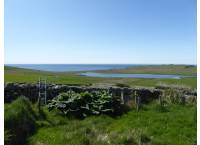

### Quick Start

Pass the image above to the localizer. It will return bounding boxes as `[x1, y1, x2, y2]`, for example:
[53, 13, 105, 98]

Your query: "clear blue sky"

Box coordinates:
[5, 0, 196, 64]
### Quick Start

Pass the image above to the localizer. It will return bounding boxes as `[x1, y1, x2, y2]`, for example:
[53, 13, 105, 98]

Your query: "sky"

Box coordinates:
[5, 0, 196, 64]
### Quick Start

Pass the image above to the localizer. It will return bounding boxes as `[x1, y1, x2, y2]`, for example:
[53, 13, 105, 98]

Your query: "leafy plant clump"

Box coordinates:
[48, 90, 123, 118]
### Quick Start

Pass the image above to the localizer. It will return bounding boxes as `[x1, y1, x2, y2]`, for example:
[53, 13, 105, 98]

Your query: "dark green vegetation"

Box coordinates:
[48, 90, 123, 118]
[4, 97, 36, 145]
[4, 65, 197, 88]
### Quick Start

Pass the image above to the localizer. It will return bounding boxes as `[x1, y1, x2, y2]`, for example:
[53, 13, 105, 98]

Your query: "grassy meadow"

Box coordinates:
[97, 65, 197, 76]
[5, 97, 197, 145]
[29, 104, 196, 145]
[4, 65, 197, 145]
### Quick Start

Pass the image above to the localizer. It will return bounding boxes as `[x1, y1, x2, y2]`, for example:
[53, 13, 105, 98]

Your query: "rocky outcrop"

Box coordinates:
[4, 83, 162, 104]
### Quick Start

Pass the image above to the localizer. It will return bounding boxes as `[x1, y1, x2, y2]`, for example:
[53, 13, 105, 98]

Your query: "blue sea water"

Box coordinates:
[6, 64, 142, 72]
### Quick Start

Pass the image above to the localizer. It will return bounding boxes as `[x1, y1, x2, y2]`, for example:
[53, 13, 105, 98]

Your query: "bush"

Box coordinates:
[48, 90, 123, 118]
[4, 96, 36, 145]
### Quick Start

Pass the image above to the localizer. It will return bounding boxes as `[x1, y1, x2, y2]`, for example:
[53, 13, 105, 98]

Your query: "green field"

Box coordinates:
[5, 97, 197, 145]
[4, 65, 197, 88]
[29, 104, 196, 145]
[97, 65, 197, 76]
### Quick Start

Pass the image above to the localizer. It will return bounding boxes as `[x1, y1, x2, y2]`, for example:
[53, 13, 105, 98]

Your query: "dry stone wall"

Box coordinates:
[5, 83, 162, 104]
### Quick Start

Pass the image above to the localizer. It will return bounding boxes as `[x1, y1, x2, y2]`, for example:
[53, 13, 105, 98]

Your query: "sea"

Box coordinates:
[6, 64, 145, 72]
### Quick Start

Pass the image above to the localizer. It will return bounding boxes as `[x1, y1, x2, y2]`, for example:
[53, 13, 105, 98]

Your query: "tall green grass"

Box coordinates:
[4, 96, 36, 145]
[28, 103, 196, 145]
[4, 90, 196, 145]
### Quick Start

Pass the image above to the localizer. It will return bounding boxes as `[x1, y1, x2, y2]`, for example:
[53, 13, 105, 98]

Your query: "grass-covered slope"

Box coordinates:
[4, 65, 197, 88]
[28, 104, 196, 145]
[97, 65, 197, 76]
[5, 96, 196, 145]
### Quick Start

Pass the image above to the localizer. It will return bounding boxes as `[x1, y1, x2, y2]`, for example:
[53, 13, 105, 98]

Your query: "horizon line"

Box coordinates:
[5, 63, 197, 65]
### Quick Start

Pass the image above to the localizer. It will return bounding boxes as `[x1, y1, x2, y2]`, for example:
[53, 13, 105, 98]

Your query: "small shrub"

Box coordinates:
[48, 90, 123, 118]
